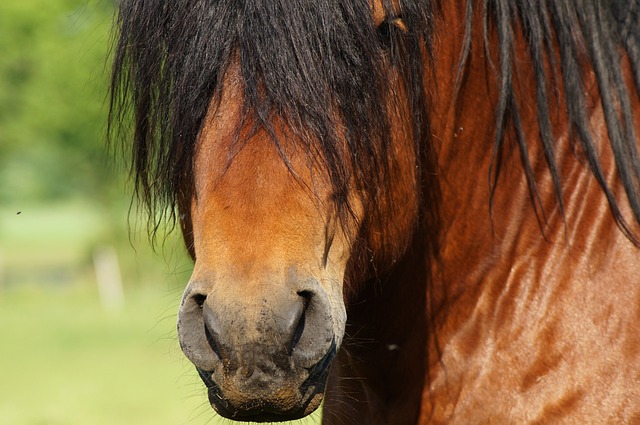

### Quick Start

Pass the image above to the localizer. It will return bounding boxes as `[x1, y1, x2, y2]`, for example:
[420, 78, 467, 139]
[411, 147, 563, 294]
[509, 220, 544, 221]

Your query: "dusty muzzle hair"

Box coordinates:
[177, 275, 342, 422]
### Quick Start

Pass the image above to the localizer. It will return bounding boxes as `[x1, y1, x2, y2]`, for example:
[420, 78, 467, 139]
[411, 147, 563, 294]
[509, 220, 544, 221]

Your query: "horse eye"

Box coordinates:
[377, 18, 407, 50]
[377, 20, 393, 49]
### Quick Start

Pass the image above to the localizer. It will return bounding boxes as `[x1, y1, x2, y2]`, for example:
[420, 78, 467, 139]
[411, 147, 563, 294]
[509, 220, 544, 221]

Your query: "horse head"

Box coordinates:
[167, 1, 426, 420]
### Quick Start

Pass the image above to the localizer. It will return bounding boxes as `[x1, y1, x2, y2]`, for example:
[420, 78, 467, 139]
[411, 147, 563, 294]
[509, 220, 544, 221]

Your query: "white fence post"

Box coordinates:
[0, 249, 4, 290]
[93, 245, 124, 312]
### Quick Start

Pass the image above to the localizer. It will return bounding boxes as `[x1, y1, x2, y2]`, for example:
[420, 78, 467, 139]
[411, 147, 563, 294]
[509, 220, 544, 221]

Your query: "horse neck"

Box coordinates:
[422, 2, 640, 419]
[428, 0, 640, 303]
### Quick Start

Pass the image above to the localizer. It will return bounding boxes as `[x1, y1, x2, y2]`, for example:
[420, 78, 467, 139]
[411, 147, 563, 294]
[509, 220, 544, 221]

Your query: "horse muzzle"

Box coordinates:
[177, 276, 341, 422]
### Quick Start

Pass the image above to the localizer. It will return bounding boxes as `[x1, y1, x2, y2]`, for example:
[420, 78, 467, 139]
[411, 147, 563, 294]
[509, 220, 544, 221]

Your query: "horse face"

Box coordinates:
[177, 69, 359, 421]
[174, 0, 421, 417]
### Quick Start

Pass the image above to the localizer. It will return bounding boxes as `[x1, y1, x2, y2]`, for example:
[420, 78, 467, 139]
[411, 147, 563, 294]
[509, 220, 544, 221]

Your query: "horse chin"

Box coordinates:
[196, 341, 335, 422]
[205, 379, 326, 422]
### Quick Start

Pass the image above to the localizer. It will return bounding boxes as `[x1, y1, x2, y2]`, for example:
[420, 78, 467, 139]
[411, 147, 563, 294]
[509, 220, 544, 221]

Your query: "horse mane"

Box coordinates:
[109, 0, 640, 243]
[467, 0, 640, 242]
[108, 0, 434, 237]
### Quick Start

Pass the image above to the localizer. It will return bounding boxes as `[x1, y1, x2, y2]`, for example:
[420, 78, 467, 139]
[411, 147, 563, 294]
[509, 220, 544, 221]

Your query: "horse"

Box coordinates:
[109, 0, 640, 423]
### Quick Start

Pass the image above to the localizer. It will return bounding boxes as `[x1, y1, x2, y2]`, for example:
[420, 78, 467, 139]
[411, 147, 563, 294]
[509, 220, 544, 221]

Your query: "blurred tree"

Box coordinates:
[0, 0, 192, 295]
[0, 0, 118, 204]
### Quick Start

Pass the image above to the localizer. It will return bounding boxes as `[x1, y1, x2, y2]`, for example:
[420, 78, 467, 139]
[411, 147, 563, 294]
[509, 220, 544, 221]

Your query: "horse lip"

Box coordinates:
[196, 367, 217, 389]
[207, 398, 310, 423]
[202, 376, 314, 423]
[195, 339, 336, 421]
[197, 368, 237, 416]
[301, 339, 337, 390]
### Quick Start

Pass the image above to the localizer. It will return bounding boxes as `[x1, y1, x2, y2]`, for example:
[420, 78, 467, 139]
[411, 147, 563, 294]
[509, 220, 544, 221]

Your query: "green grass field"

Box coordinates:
[0, 284, 209, 425]
[0, 204, 322, 425]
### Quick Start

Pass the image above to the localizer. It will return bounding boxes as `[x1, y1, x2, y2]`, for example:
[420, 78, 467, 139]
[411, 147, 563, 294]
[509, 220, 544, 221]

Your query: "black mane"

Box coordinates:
[110, 0, 640, 242]
[472, 0, 640, 242]
[109, 0, 433, 234]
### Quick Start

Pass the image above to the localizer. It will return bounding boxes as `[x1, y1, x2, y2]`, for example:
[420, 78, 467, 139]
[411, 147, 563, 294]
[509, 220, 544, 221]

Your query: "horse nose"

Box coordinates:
[199, 291, 308, 368]
[177, 278, 339, 420]
[177, 281, 335, 374]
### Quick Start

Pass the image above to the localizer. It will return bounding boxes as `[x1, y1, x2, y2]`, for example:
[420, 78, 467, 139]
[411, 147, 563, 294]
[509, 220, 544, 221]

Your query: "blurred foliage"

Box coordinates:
[0, 0, 118, 204]
[0, 0, 192, 290]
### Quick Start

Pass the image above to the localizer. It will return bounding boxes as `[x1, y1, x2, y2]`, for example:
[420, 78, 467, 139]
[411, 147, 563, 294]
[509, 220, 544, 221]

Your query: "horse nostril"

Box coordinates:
[193, 293, 206, 308]
[177, 288, 221, 372]
[204, 318, 222, 359]
[290, 291, 312, 354]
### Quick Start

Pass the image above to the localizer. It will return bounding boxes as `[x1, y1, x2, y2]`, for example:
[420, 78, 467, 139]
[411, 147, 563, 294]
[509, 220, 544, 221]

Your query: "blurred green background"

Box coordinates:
[0, 1, 321, 424]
